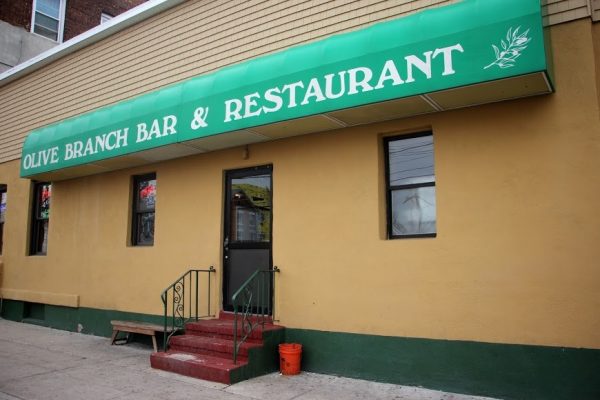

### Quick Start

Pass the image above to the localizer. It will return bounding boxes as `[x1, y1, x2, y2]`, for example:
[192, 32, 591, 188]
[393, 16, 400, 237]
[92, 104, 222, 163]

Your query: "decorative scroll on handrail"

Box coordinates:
[161, 267, 215, 351]
[232, 266, 280, 364]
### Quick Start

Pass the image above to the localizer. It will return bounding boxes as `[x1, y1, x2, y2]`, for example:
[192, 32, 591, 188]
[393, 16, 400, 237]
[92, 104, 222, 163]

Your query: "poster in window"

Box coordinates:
[0, 192, 6, 223]
[137, 179, 156, 211]
[38, 184, 51, 219]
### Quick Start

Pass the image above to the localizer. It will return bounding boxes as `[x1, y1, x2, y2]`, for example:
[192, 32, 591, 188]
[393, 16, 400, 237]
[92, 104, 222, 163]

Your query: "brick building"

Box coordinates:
[64, 0, 148, 41]
[0, 0, 146, 72]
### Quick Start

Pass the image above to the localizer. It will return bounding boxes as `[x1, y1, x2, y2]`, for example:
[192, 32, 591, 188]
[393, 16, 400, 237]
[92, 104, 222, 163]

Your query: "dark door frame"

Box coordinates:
[222, 164, 273, 312]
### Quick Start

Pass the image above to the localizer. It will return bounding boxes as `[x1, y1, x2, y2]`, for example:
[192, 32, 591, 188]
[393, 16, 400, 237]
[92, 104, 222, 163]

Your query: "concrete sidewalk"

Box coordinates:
[0, 319, 498, 400]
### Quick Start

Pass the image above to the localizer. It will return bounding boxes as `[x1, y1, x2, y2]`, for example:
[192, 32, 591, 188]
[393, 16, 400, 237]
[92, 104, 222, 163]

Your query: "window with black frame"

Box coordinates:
[30, 182, 51, 255]
[0, 184, 6, 254]
[385, 133, 436, 239]
[132, 173, 156, 246]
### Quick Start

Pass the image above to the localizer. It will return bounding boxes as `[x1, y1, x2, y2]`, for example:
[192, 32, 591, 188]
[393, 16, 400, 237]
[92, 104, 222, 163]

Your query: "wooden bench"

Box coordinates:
[110, 320, 174, 352]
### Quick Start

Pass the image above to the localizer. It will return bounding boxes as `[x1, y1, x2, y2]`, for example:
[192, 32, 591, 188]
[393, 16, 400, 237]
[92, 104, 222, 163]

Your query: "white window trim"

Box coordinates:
[101, 12, 114, 24]
[30, 0, 67, 43]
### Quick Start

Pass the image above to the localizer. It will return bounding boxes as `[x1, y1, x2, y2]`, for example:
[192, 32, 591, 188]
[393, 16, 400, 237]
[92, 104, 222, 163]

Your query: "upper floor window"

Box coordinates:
[0, 184, 6, 255]
[384, 133, 436, 239]
[100, 12, 113, 24]
[31, 0, 66, 42]
[30, 182, 51, 255]
[132, 174, 156, 246]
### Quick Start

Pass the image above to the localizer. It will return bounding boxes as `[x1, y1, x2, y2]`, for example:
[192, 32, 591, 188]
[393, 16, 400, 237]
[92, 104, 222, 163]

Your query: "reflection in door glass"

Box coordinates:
[230, 174, 271, 243]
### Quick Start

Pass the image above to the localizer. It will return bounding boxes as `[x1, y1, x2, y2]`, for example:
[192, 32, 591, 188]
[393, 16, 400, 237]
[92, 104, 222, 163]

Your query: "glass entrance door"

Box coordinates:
[222, 165, 273, 312]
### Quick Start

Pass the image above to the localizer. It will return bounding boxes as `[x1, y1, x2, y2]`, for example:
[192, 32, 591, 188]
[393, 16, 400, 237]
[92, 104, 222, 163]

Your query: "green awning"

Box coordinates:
[21, 0, 552, 180]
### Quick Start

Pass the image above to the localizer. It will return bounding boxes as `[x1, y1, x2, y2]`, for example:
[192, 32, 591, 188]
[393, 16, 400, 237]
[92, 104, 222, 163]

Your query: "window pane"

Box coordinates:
[0, 190, 6, 223]
[36, 0, 61, 18]
[0, 187, 5, 255]
[137, 212, 155, 245]
[33, 11, 59, 41]
[30, 182, 51, 255]
[230, 174, 271, 243]
[33, 24, 58, 41]
[132, 174, 156, 246]
[101, 13, 113, 24]
[35, 12, 59, 30]
[137, 179, 156, 212]
[388, 135, 435, 186]
[34, 220, 49, 254]
[38, 184, 51, 219]
[391, 186, 436, 236]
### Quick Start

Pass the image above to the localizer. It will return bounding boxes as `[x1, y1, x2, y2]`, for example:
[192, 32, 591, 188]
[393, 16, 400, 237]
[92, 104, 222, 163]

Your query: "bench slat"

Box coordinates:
[110, 320, 174, 332]
[110, 320, 176, 352]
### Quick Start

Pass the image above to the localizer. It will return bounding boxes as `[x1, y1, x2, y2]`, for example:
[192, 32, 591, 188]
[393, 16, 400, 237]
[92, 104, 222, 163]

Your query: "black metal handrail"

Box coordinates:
[161, 267, 215, 351]
[232, 266, 280, 364]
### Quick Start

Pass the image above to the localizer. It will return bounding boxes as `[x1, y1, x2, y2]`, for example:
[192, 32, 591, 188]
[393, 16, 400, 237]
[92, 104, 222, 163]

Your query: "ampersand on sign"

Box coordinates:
[191, 107, 209, 129]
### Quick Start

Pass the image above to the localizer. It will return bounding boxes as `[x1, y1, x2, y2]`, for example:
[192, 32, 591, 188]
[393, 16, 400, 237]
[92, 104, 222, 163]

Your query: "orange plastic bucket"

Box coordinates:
[279, 343, 302, 375]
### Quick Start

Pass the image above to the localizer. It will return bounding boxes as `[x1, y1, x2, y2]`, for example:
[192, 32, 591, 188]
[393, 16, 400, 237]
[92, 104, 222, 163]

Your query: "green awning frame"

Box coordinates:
[21, 0, 552, 180]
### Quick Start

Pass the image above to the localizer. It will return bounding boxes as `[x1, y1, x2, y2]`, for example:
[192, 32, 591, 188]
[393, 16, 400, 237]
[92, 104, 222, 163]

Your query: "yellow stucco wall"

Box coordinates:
[0, 19, 598, 350]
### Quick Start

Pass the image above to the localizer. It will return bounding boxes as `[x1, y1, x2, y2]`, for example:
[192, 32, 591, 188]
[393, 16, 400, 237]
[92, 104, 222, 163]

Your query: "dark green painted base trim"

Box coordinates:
[1, 299, 25, 321]
[285, 328, 600, 400]
[231, 328, 286, 384]
[1, 299, 163, 338]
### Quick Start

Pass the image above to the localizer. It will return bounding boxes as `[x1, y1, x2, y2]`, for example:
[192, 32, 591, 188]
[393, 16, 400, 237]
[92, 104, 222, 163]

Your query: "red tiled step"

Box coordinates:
[185, 319, 284, 342]
[219, 311, 273, 323]
[169, 335, 262, 361]
[150, 351, 246, 384]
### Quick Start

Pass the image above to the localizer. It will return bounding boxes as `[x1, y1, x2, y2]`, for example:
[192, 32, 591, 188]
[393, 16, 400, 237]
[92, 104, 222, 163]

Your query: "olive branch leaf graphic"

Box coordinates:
[484, 26, 531, 70]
